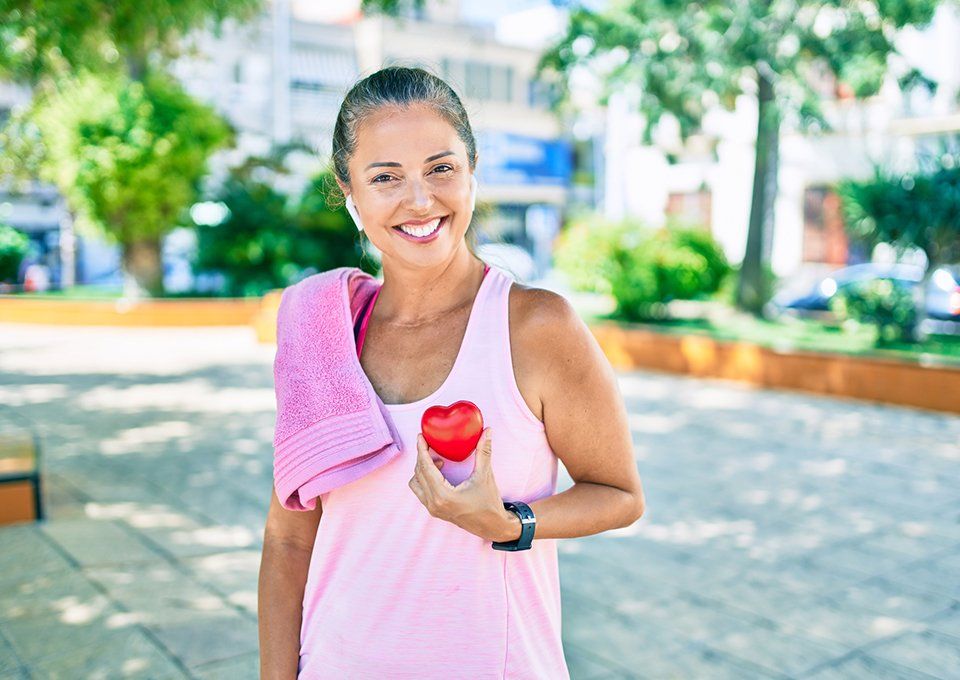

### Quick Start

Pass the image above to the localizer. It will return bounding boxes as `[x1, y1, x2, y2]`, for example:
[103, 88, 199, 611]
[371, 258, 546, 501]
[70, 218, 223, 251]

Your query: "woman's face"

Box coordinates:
[339, 103, 476, 268]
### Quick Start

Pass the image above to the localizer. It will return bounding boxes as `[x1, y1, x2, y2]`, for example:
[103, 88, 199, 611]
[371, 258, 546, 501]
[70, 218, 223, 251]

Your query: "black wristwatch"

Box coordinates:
[492, 501, 536, 551]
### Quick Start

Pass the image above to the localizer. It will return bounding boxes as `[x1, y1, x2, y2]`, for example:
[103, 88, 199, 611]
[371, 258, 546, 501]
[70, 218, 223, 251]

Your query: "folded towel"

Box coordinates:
[272, 266, 403, 511]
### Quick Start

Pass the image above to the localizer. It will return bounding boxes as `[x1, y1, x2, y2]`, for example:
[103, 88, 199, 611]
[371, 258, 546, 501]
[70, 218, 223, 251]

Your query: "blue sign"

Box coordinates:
[475, 132, 572, 187]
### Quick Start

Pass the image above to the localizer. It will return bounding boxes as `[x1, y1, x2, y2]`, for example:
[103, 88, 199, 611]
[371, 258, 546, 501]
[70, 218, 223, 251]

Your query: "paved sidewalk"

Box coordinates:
[0, 323, 958, 679]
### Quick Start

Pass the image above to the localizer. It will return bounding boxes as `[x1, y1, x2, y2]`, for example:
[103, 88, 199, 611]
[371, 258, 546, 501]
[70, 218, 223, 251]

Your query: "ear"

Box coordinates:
[335, 177, 350, 200]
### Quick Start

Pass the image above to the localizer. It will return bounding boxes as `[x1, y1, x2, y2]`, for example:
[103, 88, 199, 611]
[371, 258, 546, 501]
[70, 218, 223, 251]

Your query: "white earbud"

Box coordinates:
[346, 175, 477, 233]
[345, 194, 365, 232]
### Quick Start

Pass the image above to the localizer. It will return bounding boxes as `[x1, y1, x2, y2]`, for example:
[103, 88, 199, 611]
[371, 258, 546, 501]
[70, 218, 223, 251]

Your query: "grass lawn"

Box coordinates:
[581, 300, 960, 367]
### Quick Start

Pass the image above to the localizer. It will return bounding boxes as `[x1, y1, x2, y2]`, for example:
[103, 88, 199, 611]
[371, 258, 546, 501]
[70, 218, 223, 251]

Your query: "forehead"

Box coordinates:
[352, 103, 464, 161]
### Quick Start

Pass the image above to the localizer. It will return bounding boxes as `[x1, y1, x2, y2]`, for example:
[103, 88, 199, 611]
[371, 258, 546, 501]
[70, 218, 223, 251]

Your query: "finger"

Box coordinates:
[417, 433, 446, 482]
[472, 427, 493, 474]
[408, 475, 425, 504]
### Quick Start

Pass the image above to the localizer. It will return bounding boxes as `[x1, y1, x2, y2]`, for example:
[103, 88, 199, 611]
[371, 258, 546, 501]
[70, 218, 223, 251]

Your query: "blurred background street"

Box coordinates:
[2, 323, 957, 678]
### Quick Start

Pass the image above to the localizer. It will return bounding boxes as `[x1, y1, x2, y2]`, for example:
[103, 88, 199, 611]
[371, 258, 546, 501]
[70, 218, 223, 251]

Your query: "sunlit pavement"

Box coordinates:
[1, 322, 958, 679]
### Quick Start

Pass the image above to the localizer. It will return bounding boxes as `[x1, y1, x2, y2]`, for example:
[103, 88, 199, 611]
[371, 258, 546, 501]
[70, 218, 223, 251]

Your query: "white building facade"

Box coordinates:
[599, 2, 960, 280]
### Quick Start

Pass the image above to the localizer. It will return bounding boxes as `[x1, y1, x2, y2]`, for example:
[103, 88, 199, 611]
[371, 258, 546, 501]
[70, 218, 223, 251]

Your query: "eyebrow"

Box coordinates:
[365, 150, 454, 171]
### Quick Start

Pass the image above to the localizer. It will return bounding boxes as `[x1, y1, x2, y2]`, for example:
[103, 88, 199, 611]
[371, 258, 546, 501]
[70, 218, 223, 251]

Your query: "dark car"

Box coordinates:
[769, 262, 960, 331]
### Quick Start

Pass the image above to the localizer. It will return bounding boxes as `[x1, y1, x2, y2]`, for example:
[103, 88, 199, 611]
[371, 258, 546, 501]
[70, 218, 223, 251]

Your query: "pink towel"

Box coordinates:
[272, 266, 403, 511]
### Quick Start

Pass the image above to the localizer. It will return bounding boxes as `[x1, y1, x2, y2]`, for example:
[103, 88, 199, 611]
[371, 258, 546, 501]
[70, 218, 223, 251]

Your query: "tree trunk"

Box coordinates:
[911, 259, 936, 343]
[121, 236, 164, 298]
[736, 71, 780, 316]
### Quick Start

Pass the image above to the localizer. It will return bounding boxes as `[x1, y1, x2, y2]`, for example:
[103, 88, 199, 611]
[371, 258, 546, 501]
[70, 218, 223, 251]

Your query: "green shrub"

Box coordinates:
[829, 278, 918, 345]
[554, 216, 731, 321]
[0, 223, 30, 282]
[552, 214, 632, 295]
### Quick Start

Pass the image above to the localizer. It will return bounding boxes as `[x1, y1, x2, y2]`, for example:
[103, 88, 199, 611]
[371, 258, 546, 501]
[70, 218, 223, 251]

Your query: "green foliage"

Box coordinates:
[829, 278, 918, 345]
[0, 0, 431, 85]
[554, 216, 731, 321]
[837, 141, 960, 268]
[608, 225, 731, 321]
[552, 213, 630, 295]
[537, 0, 943, 317]
[0, 0, 264, 83]
[12, 69, 233, 245]
[537, 1, 941, 140]
[193, 150, 372, 297]
[0, 222, 30, 282]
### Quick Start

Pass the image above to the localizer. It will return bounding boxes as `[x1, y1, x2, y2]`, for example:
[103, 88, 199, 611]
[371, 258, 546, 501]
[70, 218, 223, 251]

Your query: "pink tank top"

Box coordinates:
[298, 262, 569, 679]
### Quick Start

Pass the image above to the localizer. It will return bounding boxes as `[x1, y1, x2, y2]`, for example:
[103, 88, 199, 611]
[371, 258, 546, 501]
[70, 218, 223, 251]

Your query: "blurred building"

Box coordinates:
[0, 0, 574, 289]
[601, 2, 960, 280]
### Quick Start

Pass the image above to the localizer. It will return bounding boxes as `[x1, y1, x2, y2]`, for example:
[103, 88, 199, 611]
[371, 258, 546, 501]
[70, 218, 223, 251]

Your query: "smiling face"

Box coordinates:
[337, 102, 476, 268]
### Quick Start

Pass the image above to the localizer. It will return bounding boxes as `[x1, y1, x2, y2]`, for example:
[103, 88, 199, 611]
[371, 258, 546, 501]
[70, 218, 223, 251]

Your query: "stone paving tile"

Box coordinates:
[560, 589, 780, 679]
[799, 651, 942, 679]
[698, 617, 852, 677]
[633, 642, 791, 680]
[826, 575, 958, 623]
[179, 548, 262, 616]
[40, 471, 90, 521]
[562, 641, 635, 680]
[923, 602, 960, 641]
[879, 546, 960, 601]
[40, 517, 162, 568]
[148, 612, 259, 670]
[864, 629, 960, 679]
[774, 592, 930, 649]
[561, 589, 692, 674]
[0, 609, 187, 678]
[191, 650, 259, 680]
[0, 525, 77, 587]
[0, 631, 26, 675]
[82, 561, 243, 628]
[0, 565, 111, 624]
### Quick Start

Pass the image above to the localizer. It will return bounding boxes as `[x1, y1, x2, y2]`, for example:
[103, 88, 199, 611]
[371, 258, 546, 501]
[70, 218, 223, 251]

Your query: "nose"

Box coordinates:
[404, 177, 433, 213]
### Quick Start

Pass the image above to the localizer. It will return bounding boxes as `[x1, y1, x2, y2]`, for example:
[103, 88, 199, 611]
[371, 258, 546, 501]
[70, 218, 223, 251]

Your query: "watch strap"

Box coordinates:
[492, 501, 535, 551]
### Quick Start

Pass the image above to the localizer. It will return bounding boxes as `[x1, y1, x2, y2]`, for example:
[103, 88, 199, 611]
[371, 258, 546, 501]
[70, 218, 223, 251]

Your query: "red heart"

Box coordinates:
[421, 400, 484, 462]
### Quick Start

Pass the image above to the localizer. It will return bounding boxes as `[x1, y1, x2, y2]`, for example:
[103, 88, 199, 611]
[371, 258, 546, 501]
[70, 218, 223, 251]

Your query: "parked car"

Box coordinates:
[769, 262, 960, 331]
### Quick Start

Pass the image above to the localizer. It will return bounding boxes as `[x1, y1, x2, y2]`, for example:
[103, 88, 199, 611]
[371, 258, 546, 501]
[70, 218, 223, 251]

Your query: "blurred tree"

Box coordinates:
[193, 143, 376, 296]
[0, 0, 264, 83]
[0, 222, 30, 283]
[538, 0, 943, 315]
[0, 0, 440, 296]
[838, 140, 960, 340]
[0, 0, 263, 296]
[1, 70, 234, 296]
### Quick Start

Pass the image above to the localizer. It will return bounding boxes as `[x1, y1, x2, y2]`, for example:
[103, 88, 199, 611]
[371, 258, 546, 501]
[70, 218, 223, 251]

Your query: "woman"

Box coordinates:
[259, 66, 645, 679]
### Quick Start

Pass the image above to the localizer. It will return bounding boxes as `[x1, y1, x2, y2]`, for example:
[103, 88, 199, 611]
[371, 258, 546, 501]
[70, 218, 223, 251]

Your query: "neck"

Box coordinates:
[376, 249, 485, 327]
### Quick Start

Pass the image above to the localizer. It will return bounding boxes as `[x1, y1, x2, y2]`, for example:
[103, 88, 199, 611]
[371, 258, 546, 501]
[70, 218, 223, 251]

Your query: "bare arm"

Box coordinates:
[258, 489, 323, 679]
[495, 289, 645, 541]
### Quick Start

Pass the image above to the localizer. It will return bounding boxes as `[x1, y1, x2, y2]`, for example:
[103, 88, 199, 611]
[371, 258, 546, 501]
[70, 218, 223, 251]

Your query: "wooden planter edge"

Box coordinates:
[589, 321, 960, 415]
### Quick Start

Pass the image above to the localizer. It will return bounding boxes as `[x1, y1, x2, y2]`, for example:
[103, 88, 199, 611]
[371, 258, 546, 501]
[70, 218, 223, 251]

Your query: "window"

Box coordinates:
[465, 61, 491, 100]
[491, 66, 513, 102]
[528, 78, 561, 109]
[442, 57, 466, 93]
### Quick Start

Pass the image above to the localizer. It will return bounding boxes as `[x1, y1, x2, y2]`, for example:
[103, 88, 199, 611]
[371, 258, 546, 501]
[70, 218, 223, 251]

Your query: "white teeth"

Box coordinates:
[398, 217, 442, 237]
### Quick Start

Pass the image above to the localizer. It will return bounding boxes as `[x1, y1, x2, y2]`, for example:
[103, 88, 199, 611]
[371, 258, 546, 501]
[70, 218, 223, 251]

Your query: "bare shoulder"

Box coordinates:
[508, 282, 580, 340]
[508, 282, 608, 414]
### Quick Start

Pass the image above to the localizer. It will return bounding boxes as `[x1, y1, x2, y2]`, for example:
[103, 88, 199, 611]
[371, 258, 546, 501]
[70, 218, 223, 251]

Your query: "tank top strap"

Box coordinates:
[460, 265, 513, 385]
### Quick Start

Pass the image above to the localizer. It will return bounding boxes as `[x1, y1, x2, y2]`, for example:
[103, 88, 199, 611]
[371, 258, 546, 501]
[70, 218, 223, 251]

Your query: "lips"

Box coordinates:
[393, 215, 448, 242]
